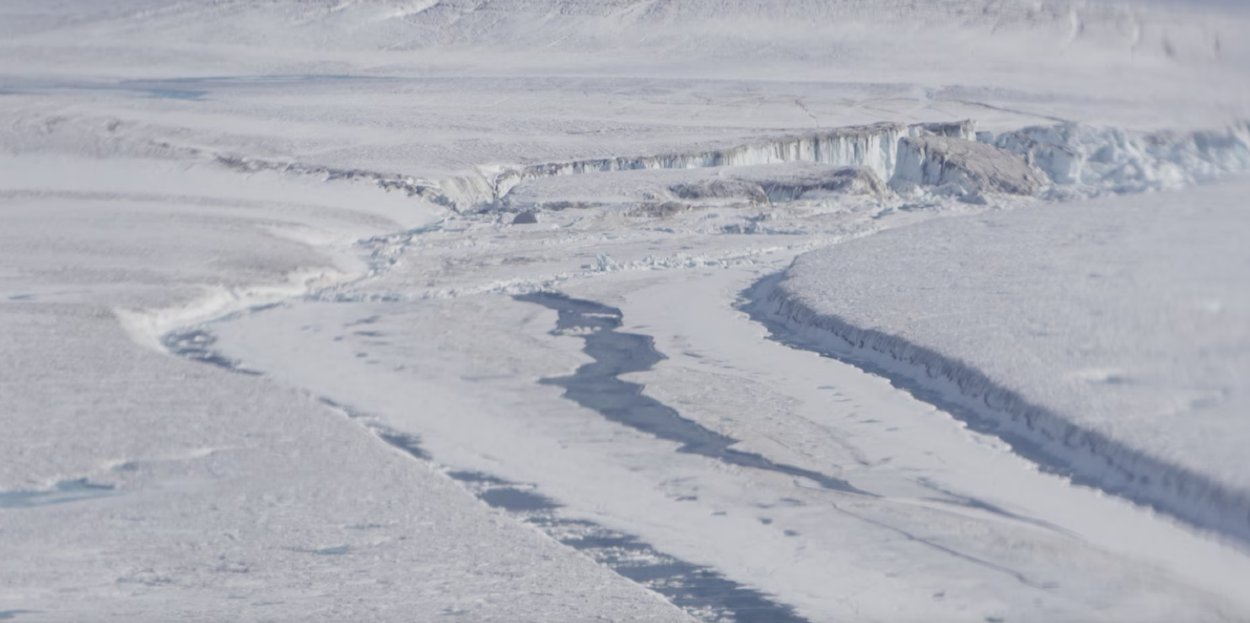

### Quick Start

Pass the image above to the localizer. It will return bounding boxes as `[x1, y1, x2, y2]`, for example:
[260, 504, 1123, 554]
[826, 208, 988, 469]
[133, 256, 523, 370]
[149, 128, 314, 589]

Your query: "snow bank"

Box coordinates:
[754, 178, 1250, 544]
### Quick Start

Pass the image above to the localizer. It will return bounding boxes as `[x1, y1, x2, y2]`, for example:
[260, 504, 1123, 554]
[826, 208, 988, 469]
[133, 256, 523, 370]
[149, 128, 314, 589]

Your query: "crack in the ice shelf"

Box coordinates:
[914, 477, 1076, 538]
[310, 398, 810, 623]
[0, 479, 116, 509]
[834, 502, 1054, 591]
[316, 397, 431, 462]
[516, 291, 865, 495]
[161, 328, 263, 376]
[447, 470, 810, 623]
[520, 290, 1057, 593]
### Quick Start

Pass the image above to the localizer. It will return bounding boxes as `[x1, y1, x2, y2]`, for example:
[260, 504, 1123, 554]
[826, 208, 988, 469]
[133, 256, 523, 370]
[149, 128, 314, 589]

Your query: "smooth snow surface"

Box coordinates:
[759, 179, 1250, 544]
[2, 0, 1250, 621]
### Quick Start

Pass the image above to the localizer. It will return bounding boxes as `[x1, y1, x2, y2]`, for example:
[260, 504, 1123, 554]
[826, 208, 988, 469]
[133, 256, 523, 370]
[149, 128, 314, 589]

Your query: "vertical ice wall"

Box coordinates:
[479, 120, 976, 205]
[890, 135, 1048, 197]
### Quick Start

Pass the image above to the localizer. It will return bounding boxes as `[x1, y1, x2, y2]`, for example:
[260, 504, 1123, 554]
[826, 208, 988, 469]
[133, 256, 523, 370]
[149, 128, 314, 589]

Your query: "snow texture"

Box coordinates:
[759, 177, 1250, 544]
[4, 0, 1250, 620]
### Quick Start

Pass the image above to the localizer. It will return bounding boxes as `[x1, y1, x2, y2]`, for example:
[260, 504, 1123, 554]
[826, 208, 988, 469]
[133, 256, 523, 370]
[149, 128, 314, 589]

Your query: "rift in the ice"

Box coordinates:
[516, 291, 863, 495]
[316, 396, 432, 462]
[448, 470, 809, 623]
[372, 427, 431, 462]
[161, 329, 262, 376]
[0, 479, 115, 509]
[293, 397, 811, 623]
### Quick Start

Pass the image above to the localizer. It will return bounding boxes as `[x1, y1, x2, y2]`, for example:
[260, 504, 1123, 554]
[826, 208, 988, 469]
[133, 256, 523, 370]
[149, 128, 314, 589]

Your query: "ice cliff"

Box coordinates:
[478, 121, 976, 208]
[214, 118, 1250, 214]
[889, 135, 1047, 200]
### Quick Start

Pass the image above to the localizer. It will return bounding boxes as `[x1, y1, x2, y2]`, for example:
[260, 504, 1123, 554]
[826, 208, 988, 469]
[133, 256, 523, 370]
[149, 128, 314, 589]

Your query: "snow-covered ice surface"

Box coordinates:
[0, 159, 692, 622]
[3, 0, 1250, 621]
[757, 178, 1250, 544]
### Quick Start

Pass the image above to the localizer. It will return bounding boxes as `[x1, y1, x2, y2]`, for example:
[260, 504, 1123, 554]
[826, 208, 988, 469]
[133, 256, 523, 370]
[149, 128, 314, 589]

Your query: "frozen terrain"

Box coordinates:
[757, 179, 1250, 543]
[2, 0, 1250, 621]
[0, 158, 692, 622]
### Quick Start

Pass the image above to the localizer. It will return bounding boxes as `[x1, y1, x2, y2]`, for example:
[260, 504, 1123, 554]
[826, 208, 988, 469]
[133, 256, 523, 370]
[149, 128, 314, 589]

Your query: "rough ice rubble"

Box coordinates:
[992, 122, 1250, 196]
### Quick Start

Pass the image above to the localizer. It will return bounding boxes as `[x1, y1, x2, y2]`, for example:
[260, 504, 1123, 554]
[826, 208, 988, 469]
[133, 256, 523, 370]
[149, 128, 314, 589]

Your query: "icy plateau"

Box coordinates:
[2, 1, 1250, 622]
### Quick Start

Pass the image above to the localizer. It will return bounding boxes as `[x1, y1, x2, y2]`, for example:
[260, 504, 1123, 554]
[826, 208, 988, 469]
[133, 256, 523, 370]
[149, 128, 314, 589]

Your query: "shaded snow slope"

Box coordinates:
[756, 177, 1250, 543]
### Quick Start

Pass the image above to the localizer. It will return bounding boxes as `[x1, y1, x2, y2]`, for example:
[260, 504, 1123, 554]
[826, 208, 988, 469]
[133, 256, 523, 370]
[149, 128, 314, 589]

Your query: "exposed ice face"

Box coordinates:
[890, 135, 1047, 199]
[477, 121, 975, 209]
[468, 117, 1250, 215]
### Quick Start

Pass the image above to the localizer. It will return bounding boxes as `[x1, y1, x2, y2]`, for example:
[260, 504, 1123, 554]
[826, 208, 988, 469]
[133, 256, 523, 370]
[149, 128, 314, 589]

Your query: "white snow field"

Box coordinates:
[757, 177, 1250, 544]
[2, 0, 1250, 621]
[0, 158, 692, 622]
